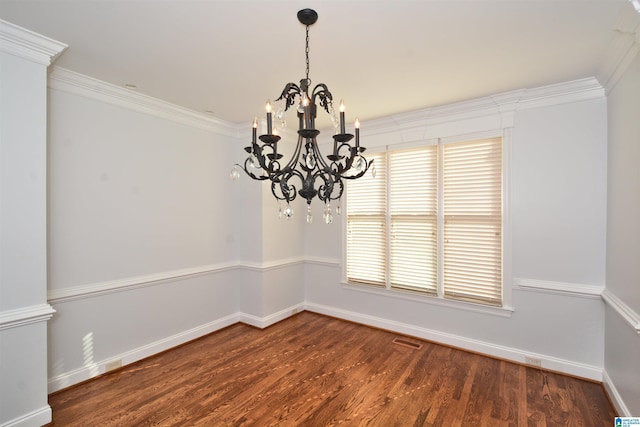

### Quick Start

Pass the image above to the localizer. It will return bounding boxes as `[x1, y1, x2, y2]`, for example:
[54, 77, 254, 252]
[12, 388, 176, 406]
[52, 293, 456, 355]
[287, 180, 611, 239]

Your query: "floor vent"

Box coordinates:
[392, 337, 423, 350]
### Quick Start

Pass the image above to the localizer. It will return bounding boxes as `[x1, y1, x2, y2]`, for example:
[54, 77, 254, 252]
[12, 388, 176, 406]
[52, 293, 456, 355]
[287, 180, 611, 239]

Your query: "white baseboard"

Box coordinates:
[0, 405, 51, 427]
[48, 304, 305, 393]
[304, 302, 602, 381]
[238, 303, 306, 329]
[603, 369, 632, 417]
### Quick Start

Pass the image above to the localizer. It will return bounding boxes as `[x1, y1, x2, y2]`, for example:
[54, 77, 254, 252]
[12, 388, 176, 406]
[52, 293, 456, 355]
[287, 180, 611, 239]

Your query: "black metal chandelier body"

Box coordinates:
[232, 8, 373, 223]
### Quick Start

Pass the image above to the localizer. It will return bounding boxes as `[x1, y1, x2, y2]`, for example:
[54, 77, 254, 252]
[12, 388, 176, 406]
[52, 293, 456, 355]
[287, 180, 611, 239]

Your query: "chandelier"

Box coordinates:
[230, 8, 374, 224]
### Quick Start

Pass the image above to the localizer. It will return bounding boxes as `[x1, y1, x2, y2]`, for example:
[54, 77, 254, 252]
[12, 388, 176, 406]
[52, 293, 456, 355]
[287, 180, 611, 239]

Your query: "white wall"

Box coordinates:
[304, 81, 608, 380]
[604, 43, 640, 415]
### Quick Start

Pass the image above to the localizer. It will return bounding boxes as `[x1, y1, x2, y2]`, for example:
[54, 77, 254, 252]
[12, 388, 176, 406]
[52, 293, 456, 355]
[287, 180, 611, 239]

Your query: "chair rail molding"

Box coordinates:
[0, 304, 55, 331]
[601, 288, 640, 334]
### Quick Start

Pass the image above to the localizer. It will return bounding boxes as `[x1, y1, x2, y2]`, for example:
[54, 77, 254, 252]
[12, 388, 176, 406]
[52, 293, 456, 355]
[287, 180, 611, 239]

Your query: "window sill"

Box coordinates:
[341, 281, 514, 318]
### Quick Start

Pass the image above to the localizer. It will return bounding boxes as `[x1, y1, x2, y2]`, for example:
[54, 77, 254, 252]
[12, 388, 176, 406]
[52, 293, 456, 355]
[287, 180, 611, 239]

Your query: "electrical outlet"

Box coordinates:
[105, 359, 122, 372]
[525, 356, 542, 367]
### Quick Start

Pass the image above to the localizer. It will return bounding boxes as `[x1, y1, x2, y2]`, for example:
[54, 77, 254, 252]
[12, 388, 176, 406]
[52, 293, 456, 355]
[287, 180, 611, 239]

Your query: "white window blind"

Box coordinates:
[443, 138, 502, 305]
[389, 147, 437, 293]
[346, 151, 387, 286]
[346, 137, 503, 308]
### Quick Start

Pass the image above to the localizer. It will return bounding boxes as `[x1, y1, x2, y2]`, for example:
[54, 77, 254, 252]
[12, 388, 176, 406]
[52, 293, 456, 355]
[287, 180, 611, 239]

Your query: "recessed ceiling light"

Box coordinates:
[124, 83, 137, 90]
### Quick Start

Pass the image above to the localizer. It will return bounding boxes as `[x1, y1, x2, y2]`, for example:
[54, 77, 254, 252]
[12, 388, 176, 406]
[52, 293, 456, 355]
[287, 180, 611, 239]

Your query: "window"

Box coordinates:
[346, 137, 503, 307]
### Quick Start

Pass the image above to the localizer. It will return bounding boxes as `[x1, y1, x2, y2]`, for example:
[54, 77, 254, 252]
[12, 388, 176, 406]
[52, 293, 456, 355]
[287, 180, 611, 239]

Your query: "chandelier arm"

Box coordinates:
[311, 83, 333, 115]
[310, 137, 334, 172]
[342, 158, 375, 180]
[280, 135, 305, 173]
[239, 160, 269, 181]
[277, 168, 304, 203]
[275, 82, 301, 112]
[315, 168, 335, 202]
[252, 142, 283, 175]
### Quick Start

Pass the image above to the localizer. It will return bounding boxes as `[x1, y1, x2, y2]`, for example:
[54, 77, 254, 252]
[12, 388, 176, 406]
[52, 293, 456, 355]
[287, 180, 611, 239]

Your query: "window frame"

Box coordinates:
[341, 130, 513, 317]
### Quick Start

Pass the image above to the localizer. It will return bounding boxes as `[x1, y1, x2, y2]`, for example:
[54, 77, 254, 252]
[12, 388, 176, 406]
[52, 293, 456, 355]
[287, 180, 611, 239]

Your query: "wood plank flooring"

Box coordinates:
[47, 312, 616, 426]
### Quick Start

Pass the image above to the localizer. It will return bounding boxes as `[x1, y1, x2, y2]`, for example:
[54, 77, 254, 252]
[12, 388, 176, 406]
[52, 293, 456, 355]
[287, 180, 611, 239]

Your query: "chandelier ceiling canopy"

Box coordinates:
[231, 8, 374, 224]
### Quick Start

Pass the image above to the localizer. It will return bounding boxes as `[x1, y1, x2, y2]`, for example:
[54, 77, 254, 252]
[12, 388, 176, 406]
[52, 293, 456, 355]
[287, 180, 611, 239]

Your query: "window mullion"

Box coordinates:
[385, 150, 391, 290]
[437, 140, 444, 298]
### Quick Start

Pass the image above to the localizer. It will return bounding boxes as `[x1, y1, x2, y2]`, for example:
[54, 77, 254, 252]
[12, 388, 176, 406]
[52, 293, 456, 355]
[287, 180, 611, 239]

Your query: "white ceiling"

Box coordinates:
[0, 0, 633, 125]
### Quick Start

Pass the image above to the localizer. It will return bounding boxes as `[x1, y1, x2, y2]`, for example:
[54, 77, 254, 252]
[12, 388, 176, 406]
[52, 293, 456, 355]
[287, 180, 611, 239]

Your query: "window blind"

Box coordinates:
[442, 138, 502, 305]
[346, 152, 387, 286]
[389, 147, 437, 293]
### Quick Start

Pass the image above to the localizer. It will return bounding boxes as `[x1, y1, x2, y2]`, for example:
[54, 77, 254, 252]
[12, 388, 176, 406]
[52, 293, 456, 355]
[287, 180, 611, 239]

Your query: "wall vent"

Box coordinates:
[392, 337, 423, 350]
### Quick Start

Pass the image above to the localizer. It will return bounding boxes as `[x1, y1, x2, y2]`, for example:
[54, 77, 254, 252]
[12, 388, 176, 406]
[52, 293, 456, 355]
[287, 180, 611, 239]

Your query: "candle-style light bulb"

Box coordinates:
[252, 117, 257, 143]
[355, 117, 360, 148]
[339, 100, 346, 134]
[265, 100, 273, 134]
[302, 95, 310, 130]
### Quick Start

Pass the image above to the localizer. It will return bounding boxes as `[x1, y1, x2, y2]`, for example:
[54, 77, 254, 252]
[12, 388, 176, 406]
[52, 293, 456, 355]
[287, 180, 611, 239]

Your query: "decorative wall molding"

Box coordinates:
[601, 288, 640, 334]
[304, 302, 602, 381]
[513, 277, 604, 299]
[597, 3, 640, 93]
[48, 262, 238, 304]
[48, 258, 308, 304]
[48, 67, 241, 136]
[0, 19, 67, 66]
[0, 304, 55, 331]
[303, 257, 340, 268]
[236, 257, 306, 272]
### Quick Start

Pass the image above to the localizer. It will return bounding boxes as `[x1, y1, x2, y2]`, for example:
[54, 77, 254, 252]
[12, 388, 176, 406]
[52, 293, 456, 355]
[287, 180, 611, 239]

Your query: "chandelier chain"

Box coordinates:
[305, 25, 310, 84]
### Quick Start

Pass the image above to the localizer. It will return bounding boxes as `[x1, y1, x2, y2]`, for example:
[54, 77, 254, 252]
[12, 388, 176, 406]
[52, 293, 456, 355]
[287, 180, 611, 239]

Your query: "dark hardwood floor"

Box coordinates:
[47, 312, 616, 426]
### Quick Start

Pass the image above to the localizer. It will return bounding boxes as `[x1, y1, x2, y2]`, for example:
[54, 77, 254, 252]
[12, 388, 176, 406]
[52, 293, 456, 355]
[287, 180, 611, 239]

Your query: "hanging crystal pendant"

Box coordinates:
[323, 202, 333, 224]
[278, 204, 283, 219]
[283, 204, 294, 219]
[336, 200, 341, 215]
[275, 108, 286, 128]
[229, 165, 240, 181]
[305, 152, 316, 169]
[371, 163, 377, 178]
[306, 205, 313, 224]
[354, 155, 365, 173]
[250, 153, 259, 168]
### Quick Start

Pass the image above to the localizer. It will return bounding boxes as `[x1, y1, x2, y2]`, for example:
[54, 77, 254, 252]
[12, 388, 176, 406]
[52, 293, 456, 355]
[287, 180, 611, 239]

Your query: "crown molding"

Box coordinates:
[48, 66, 242, 137]
[362, 78, 604, 141]
[597, 2, 640, 93]
[0, 19, 67, 66]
